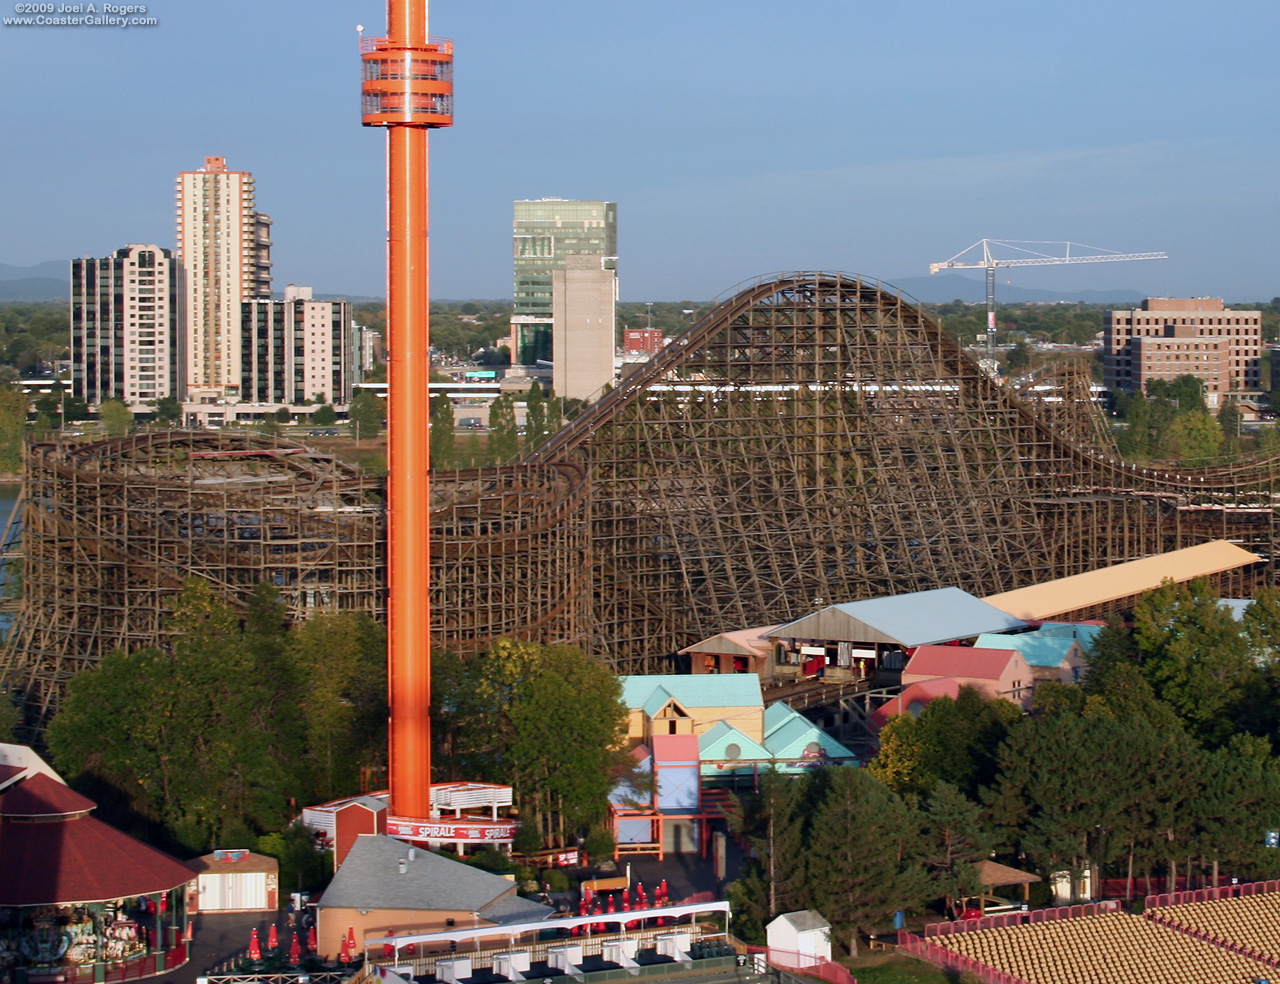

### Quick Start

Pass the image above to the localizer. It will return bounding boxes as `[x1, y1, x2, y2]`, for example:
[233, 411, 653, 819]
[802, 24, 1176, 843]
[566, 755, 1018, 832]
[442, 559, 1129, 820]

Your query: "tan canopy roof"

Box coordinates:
[977, 859, 1041, 888]
[983, 540, 1261, 621]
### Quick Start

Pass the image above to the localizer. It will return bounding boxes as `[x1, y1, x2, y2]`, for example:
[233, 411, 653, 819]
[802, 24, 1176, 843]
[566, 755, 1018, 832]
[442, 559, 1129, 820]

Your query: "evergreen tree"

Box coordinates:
[727, 770, 807, 934]
[801, 767, 928, 955]
[525, 384, 547, 450]
[430, 394, 456, 469]
[488, 394, 519, 463]
[916, 782, 992, 917]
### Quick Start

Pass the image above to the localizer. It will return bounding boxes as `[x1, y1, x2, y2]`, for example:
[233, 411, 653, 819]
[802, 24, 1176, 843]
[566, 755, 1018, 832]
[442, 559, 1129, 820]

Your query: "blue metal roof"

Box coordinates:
[769, 587, 1026, 648]
[763, 704, 856, 762]
[620, 674, 764, 712]
[974, 632, 1077, 668]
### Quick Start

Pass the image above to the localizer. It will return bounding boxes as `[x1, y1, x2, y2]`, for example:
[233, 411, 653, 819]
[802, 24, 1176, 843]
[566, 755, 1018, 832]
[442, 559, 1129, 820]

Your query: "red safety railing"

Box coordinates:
[897, 932, 1028, 984]
[746, 946, 857, 984]
[1144, 878, 1280, 912]
[921, 900, 1121, 938]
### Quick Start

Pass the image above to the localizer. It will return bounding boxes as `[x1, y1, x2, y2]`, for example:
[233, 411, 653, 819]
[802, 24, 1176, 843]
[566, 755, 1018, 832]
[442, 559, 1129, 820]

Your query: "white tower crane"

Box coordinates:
[930, 239, 1168, 362]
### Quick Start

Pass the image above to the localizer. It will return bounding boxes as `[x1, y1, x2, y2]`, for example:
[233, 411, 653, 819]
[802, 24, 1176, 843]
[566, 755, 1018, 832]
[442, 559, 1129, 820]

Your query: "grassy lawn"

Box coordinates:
[844, 952, 954, 984]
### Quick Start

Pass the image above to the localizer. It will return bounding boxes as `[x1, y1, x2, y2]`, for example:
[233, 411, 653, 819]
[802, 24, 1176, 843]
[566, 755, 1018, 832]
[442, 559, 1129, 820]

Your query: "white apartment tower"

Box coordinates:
[175, 156, 272, 401]
[70, 244, 184, 407]
[241, 286, 353, 406]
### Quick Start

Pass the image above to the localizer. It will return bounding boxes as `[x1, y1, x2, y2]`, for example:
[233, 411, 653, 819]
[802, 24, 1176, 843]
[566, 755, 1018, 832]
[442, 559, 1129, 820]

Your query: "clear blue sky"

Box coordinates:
[2, 0, 1277, 302]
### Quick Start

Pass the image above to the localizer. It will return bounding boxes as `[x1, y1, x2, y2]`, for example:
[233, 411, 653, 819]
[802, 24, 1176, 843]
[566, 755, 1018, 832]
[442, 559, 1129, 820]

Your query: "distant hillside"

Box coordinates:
[886, 273, 1146, 306]
[0, 279, 66, 302]
[0, 261, 66, 282]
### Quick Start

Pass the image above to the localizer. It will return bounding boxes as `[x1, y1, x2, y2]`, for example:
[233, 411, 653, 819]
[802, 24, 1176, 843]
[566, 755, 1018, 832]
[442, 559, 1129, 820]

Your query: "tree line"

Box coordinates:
[47, 580, 388, 854]
[44, 582, 630, 870]
[730, 578, 1280, 954]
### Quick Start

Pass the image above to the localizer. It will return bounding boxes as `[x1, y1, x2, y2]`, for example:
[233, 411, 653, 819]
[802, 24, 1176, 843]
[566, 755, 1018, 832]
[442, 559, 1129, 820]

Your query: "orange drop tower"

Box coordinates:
[361, 0, 452, 824]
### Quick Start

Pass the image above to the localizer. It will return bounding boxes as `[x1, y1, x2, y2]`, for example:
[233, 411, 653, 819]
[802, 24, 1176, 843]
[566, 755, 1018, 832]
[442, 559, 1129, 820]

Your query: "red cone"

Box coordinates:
[249, 928, 262, 962]
[307, 926, 317, 951]
[268, 924, 279, 951]
[289, 932, 301, 965]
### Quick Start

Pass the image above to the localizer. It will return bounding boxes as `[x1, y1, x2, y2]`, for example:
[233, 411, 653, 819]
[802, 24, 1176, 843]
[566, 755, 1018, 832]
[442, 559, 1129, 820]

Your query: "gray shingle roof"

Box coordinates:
[317, 835, 544, 916]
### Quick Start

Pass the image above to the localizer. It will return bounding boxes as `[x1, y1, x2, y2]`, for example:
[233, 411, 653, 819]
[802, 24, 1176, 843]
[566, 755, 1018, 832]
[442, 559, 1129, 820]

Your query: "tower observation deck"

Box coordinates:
[362, 0, 452, 826]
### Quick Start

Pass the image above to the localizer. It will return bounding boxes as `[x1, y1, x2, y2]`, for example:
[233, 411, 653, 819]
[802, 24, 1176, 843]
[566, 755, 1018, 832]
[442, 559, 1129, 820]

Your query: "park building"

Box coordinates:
[70, 244, 184, 408]
[509, 199, 617, 398]
[1103, 297, 1262, 407]
[241, 286, 354, 406]
[176, 155, 273, 403]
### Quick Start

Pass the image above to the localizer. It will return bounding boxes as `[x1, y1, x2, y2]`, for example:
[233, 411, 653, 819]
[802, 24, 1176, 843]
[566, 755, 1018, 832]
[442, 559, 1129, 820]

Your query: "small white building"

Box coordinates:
[766, 910, 832, 961]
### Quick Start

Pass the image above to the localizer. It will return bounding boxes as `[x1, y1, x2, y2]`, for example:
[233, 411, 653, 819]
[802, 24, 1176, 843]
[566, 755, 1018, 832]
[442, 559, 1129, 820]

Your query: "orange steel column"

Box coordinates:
[361, 0, 453, 821]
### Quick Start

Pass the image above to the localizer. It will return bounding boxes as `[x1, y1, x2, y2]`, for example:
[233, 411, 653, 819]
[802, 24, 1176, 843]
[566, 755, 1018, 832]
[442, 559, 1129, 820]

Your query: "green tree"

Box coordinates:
[488, 394, 518, 463]
[916, 782, 992, 916]
[349, 390, 384, 442]
[728, 770, 807, 936]
[434, 639, 626, 846]
[802, 767, 929, 955]
[1004, 341, 1032, 375]
[98, 398, 133, 438]
[259, 822, 332, 896]
[0, 689, 18, 740]
[0, 384, 27, 473]
[286, 611, 387, 801]
[869, 688, 1021, 798]
[313, 404, 337, 426]
[1163, 409, 1223, 462]
[1131, 578, 1257, 744]
[430, 394, 456, 469]
[525, 384, 548, 450]
[46, 580, 307, 851]
[152, 395, 182, 425]
[273, 406, 292, 424]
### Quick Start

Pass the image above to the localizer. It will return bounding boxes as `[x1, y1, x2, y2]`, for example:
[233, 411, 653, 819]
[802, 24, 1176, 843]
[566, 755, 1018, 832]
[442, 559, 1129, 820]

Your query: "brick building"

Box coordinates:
[1104, 297, 1261, 407]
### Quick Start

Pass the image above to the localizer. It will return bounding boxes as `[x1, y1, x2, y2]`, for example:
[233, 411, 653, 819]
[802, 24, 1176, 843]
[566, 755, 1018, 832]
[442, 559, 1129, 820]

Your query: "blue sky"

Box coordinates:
[1, 0, 1277, 302]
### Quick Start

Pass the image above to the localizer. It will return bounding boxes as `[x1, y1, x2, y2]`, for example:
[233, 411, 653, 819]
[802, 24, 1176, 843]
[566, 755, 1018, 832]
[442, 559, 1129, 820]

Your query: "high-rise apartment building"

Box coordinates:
[241, 286, 353, 406]
[70, 244, 184, 407]
[176, 156, 272, 401]
[510, 199, 616, 366]
[1104, 298, 1262, 408]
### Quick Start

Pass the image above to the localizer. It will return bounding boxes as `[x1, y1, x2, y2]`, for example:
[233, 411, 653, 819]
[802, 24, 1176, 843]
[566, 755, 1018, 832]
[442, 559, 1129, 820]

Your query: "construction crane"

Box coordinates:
[930, 239, 1168, 363]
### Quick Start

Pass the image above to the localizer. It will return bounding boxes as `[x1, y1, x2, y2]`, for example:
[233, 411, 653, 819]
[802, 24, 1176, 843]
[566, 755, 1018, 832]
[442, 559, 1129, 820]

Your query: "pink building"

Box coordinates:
[901, 645, 1034, 710]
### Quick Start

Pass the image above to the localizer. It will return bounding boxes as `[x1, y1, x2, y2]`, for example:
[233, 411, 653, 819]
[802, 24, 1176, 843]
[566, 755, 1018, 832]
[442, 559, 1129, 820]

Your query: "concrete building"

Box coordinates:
[70, 244, 184, 407]
[176, 156, 272, 402]
[551, 254, 617, 400]
[241, 286, 353, 405]
[509, 199, 616, 367]
[1104, 297, 1262, 407]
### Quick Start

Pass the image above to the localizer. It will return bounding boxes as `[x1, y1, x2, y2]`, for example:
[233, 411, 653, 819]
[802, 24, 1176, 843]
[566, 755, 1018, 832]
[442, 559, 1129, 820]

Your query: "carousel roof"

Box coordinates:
[0, 772, 95, 818]
[0, 756, 194, 906]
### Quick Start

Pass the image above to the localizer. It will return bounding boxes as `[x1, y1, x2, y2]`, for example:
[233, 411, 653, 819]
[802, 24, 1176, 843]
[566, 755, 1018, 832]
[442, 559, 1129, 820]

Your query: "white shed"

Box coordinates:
[766, 910, 832, 961]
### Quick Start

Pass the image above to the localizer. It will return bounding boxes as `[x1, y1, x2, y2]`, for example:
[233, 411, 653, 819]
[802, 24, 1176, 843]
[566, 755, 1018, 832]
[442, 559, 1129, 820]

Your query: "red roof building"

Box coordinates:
[0, 745, 193, 983]
[901, 645, 1034, 710]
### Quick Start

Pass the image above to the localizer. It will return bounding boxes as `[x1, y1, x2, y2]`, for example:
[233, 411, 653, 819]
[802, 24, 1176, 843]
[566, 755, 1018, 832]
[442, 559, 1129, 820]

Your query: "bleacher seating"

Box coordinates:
[932, 911, 1267, 984]
[1153, 892, 1280, 961]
